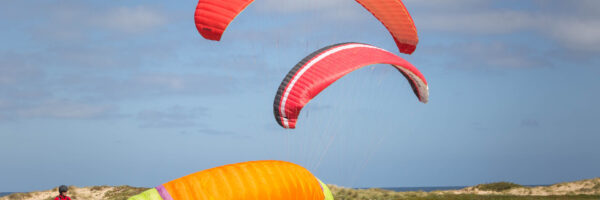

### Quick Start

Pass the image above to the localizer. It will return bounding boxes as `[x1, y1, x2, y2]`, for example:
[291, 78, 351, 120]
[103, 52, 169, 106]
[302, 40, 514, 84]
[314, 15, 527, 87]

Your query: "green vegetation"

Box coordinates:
[593, 182, 600, 190]
[352, 194, 600, 200]
[328, 185, 600, 200]
[4, 193, 32, 200]
[474, 182, 523, 192]
[3, 178, 600, 200]
[90, 186, 111, 192]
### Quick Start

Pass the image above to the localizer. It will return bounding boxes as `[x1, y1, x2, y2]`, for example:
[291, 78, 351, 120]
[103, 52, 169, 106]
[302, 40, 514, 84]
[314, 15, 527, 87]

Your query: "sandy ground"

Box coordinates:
[443, 177, 600, 196]
[2, 177, 599, 200]
[1, 186, 115, 200]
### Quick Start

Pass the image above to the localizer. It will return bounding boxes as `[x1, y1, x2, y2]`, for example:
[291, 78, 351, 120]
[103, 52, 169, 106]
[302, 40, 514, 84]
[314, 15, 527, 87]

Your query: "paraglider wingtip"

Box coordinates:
[282, 125, 296, 129]
[198, 29, 223, 41]
[201, 34, 222, 41]
[420, 96, 429, 104]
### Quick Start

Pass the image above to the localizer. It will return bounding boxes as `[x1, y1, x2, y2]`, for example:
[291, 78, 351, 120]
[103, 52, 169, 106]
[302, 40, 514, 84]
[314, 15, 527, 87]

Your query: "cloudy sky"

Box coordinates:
[1, 0, 599, 192]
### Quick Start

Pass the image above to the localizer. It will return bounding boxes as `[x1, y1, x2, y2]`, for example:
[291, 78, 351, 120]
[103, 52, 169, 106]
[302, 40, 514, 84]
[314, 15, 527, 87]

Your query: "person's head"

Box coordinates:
[58, 185, 68, 195]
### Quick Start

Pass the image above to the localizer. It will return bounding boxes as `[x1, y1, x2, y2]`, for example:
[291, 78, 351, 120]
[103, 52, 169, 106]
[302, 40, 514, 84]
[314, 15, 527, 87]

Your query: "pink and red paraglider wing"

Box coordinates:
[194, 0, 254, 41]
[273, 43, 429, 129]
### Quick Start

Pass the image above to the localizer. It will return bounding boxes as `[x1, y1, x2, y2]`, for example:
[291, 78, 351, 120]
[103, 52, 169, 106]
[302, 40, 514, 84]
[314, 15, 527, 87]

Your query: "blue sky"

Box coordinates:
[1, 0, 599, 192]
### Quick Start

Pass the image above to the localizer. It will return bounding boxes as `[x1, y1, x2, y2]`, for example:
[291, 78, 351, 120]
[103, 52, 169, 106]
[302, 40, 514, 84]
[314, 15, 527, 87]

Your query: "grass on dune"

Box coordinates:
[474, 182, 523, 192]
[328, 185, 600, 200]
[4, 180, 600, 200]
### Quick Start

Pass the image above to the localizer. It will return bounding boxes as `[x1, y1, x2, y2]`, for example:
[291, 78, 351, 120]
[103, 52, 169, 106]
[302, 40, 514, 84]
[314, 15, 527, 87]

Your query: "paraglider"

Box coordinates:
[128, 160, 334, 200]
[273, 42, 429, 129]
[354, 0, 419, 54]
[194, 0, 418, 54]
[194, 0, 253, 41]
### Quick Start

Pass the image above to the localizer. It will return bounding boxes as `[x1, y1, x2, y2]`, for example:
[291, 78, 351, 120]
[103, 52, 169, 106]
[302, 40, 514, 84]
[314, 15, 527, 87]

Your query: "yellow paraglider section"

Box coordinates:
[128, 188, 162, 200]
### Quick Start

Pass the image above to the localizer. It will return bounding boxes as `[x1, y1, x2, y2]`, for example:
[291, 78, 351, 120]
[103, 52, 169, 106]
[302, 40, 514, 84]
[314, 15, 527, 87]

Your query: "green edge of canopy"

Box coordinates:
[128, 188, 163, 200]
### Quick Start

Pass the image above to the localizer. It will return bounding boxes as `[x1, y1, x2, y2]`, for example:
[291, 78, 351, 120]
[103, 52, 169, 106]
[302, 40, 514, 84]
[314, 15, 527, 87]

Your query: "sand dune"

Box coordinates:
[2, 178, 599, 200]
[445, 177, 600, 196]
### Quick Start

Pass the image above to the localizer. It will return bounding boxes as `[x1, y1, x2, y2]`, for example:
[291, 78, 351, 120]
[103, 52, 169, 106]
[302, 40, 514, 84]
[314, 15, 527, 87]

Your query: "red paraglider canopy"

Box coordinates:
[273, 43, 429, 129]
[194, 0, 254, 41]
[194, 0, 419, 54]
[355, 0, 419, 54]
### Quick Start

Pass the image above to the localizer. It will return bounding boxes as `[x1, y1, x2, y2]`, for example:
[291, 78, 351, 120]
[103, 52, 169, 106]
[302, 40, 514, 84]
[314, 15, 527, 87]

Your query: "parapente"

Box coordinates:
[128, 160, 334, 200]
[194, 0, 419, 54]
[273, 42, 429, 129]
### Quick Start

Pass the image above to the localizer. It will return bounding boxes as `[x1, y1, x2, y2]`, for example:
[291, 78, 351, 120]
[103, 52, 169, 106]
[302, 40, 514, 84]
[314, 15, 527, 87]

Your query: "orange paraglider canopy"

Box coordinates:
[162, 160, 324, 200]
[128, 160, 331, 200]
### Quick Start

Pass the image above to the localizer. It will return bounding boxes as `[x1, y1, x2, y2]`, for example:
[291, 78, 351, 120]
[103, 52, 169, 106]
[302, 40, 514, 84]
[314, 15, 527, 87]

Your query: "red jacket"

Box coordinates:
[55, 195, 71, 200]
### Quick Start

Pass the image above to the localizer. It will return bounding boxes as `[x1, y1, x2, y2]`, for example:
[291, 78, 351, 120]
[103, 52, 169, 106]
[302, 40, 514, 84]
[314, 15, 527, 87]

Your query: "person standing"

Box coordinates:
[55, 185, 71, 200]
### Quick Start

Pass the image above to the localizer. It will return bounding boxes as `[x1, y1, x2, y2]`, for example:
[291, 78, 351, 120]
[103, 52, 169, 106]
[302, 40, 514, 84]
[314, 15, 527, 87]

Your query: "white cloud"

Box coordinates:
[62, 73, 239, 101]
[137, 106, 206, 128]
[417, 11, 537, 34]
[94, 6, 168, 34]
[254, 0, 600, 53]
[423, 42, 549, 69]
[254, 0, 365, 22]
[520, 119, 540, 128]
[128, 73, 237, 95]
[0, 54, 44, 85]
[404, 0, 489, 11]
[550, 19, 600, 51]
[410, 1, 600, 52]
[256, 0, 348, 13]
[27, 4, 168, 41]
[16, 100, 116, 119]
[197, 128, 235, 135]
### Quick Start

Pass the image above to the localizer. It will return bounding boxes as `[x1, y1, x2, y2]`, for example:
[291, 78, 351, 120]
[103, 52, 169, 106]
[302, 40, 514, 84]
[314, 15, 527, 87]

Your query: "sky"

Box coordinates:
[1, 0, 599, 192]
